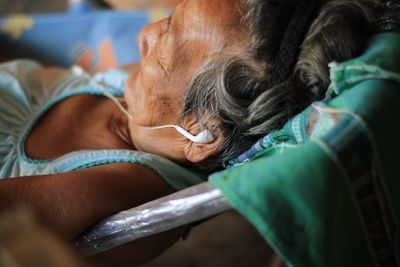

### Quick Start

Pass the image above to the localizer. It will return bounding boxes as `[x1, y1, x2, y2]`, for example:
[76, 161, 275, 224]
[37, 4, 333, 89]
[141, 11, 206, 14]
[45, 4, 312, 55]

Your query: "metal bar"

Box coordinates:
[75, 181, 231, 256]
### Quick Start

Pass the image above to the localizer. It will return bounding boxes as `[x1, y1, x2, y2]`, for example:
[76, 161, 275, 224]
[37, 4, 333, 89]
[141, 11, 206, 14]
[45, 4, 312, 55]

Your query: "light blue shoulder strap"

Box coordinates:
[20, 149, 206, 190]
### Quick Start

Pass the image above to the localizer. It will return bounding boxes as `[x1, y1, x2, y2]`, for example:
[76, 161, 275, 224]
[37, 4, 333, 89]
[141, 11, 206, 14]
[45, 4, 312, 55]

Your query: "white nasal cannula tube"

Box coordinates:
[144, 125, 215, 143]
[71, 65, 134, 120]
[70, 65, 214, 144]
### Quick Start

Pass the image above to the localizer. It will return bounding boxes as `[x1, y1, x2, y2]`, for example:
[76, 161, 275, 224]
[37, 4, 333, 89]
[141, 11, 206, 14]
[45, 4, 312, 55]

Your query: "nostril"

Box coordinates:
[138, 21, 164, 59]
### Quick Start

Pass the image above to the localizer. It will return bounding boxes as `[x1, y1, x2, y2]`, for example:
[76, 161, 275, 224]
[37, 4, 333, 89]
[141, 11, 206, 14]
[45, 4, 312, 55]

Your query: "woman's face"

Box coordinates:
[124, 0, 245, 162]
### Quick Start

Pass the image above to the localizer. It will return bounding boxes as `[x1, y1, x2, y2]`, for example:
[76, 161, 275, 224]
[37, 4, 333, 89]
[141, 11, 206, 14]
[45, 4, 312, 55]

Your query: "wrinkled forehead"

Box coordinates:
[174, 0, 247, 54]
[181, 0, 244, 29]
[166, 0, 248, 70]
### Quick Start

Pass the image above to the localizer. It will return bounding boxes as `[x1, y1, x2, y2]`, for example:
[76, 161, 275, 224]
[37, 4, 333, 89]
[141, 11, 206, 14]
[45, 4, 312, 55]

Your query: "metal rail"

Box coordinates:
[75, 181, 231, 256]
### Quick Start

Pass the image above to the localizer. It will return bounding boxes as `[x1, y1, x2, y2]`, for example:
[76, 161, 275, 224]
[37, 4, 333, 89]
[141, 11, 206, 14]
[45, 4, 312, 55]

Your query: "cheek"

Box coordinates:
[156, 95, 178, 120]
[125, 72, 152, 124]
[125, 69, 180, 126]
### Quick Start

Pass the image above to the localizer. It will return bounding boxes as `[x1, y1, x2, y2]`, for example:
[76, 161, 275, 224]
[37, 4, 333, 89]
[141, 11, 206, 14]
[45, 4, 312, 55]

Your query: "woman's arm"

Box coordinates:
[0, 163, 173, 240]
[0, 163, 183, 266]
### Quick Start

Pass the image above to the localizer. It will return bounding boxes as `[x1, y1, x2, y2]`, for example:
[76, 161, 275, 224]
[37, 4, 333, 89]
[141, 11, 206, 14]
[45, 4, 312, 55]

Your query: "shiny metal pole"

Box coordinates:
[75, 181, 231, 256]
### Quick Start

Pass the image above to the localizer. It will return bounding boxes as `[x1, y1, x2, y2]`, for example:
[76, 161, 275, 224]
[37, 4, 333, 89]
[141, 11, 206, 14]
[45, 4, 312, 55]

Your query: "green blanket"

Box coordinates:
[210, 32, 400, 267]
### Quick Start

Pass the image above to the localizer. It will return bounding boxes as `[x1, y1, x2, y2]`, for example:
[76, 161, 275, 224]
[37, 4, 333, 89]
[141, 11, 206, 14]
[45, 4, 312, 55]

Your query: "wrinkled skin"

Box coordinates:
[0, 0, 246, 266]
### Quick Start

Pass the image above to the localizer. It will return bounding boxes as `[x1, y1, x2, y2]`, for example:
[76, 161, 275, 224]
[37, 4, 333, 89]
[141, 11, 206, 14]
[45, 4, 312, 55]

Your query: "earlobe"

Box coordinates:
[184, 135, 225, 163]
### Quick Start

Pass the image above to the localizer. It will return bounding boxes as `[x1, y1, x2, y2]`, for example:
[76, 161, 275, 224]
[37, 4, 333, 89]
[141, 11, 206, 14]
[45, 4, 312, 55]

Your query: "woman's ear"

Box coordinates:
[183, 134, 225, 163]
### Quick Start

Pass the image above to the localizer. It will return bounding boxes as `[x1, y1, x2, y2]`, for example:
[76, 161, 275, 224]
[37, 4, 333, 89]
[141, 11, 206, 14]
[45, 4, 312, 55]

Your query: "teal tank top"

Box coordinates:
[0, 60, 205, 190]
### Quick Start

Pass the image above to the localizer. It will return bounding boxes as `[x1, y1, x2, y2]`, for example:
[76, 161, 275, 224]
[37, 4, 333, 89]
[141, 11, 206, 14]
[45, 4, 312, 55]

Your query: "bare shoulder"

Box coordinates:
[81, 161, 156, 179]
[0, 162, 174, 241]
[71, 162, 174, 207]
[63, 162, 174, 238]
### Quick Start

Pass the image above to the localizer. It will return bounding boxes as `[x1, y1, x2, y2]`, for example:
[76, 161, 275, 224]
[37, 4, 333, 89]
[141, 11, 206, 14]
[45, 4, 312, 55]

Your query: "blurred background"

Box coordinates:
[0, 0, 177, 71]
[0, 0, 69, 15]
[0, 0, 184, 14]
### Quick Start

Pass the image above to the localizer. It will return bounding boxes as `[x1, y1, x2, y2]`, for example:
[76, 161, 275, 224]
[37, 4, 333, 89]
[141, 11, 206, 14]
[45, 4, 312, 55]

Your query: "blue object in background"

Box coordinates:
[69, 2, 94, 14]
[0, 10, 151, 71]
[68, 0, 104, 14]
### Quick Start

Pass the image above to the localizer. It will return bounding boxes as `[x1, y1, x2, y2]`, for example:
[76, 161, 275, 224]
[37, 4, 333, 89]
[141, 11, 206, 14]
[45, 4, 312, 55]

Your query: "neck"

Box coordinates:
[107, 101, 135, 150]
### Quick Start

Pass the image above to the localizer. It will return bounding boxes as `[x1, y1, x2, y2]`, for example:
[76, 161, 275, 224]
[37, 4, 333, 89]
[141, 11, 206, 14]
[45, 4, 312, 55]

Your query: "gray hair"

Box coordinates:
[181, 0, 380, 172]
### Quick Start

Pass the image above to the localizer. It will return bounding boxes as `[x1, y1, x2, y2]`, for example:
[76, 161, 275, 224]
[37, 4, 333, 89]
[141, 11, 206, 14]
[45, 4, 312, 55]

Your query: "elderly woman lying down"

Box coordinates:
[0, 0, 380, 265]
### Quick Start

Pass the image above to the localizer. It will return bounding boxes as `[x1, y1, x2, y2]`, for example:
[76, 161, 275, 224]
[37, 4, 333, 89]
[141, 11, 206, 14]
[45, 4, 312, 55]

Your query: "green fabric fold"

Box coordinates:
[210, 32, 400, 266]
[211, 143, 371, 267]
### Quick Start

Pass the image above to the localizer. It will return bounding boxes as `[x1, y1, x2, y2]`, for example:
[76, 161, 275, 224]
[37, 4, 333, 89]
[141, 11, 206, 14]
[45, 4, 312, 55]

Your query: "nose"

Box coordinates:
[138, 19, 167, 59]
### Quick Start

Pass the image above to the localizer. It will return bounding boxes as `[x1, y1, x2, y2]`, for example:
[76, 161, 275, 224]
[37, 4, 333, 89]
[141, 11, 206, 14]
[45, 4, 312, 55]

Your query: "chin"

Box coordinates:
[123, 75, 136, 106]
